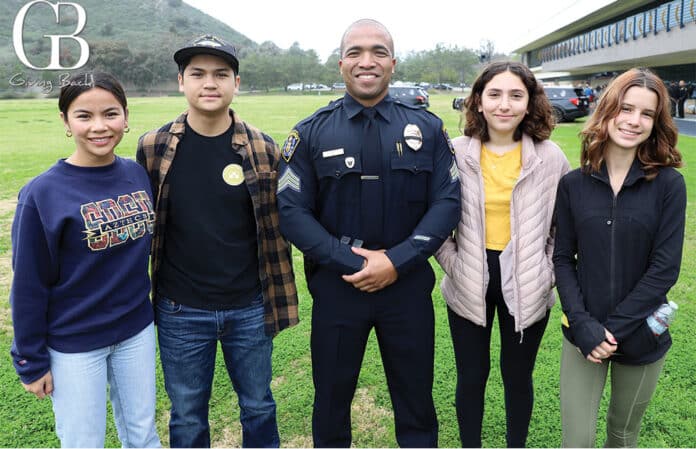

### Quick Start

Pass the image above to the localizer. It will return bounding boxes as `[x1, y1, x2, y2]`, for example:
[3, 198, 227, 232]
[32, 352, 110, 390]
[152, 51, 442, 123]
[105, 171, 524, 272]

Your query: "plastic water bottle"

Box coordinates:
[646, 301, 678, 335]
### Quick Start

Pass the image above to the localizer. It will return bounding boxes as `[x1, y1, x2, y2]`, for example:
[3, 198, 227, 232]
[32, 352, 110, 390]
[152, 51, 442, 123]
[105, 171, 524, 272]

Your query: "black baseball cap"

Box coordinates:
[174, 35, 239, 74]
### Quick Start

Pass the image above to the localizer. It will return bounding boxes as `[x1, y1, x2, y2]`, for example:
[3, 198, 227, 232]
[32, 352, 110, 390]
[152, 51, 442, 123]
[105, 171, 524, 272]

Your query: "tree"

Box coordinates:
[87, 41, 134, 83]
[396, 45, 479, 86]
[323, 51, 341, 84]
[478, 39, 496, 64]
[243, 52, 281, 91]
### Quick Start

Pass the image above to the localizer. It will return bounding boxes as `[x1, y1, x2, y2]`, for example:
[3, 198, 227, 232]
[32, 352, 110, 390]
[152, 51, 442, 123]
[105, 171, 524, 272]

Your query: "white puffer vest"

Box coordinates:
[435, 134, 571, 332]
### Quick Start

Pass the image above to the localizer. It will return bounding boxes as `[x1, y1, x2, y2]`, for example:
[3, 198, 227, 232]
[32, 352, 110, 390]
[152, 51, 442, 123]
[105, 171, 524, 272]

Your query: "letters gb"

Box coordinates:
[13, 0, 89, 70]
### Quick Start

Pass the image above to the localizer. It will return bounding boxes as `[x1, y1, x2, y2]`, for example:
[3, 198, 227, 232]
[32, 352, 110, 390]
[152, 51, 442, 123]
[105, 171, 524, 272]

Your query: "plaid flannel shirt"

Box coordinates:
[136, 110, 299, 336]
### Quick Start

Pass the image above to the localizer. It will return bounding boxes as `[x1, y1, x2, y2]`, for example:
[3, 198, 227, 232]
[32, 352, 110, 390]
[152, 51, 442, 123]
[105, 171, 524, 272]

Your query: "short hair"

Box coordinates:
[339, 18, 394, 58]
[58, 71, 127, 116]
[580, 67, 682, 180]
[462, 61, 554, 142]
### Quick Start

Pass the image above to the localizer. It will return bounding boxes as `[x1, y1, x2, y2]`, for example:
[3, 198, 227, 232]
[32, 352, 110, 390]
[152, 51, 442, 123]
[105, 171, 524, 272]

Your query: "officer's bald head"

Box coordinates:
[340, 19, 394, 58]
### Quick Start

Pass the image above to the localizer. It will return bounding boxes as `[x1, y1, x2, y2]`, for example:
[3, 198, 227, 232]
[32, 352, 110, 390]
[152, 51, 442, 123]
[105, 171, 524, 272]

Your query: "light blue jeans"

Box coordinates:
[48, 322, 161, 448]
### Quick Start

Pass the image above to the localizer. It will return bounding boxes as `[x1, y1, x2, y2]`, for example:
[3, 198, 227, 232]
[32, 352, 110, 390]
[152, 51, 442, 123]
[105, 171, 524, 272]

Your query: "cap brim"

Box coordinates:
[174, 47, 239, 73]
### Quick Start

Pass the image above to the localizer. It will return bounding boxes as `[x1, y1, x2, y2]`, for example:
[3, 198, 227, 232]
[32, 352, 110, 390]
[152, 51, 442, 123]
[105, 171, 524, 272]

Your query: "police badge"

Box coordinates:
[403, 124, 423, 151]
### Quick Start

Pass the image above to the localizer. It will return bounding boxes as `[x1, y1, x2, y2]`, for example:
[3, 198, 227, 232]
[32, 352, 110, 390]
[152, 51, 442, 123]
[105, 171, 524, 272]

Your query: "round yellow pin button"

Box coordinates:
[222, 164, 244, 186]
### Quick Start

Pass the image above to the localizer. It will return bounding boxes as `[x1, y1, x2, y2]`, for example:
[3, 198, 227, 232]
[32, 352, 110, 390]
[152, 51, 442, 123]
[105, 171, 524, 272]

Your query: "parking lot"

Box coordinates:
[675, 114, 696, 137]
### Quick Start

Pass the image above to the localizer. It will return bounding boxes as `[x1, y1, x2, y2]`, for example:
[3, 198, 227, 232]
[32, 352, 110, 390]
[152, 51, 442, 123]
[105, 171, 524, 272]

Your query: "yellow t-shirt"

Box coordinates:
[481, 143, 522, 250]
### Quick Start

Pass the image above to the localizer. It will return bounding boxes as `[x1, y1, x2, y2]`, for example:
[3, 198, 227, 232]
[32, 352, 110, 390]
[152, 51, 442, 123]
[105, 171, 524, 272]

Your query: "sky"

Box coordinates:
[184, 0, 614, 62]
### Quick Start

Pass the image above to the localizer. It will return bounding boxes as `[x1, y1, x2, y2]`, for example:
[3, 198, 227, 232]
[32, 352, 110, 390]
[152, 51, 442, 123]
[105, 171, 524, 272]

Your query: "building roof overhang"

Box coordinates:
[514, 0, 650, 54]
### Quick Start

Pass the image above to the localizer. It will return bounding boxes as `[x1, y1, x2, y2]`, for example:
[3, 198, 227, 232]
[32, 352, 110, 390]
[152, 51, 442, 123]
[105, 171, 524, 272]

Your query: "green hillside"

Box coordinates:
[1, 0, 257, 90]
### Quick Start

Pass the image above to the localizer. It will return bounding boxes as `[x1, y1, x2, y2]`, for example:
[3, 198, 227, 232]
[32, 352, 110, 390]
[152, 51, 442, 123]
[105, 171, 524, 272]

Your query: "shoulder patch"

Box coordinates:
[278, 166, 301, 194]
[281, 130, 301, 162]
[449, 158, 459, 183]
[443, 126, 455, 154]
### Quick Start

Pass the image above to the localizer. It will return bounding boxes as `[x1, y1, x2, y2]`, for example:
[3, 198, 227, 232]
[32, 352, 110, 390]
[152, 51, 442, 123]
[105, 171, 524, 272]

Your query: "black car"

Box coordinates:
[544, 86, 590, 122]
[389, 85, 430, 108]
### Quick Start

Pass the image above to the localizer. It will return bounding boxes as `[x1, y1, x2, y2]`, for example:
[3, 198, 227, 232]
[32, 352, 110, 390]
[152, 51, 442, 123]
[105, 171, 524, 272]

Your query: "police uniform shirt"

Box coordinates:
[277, 93, 460, 277]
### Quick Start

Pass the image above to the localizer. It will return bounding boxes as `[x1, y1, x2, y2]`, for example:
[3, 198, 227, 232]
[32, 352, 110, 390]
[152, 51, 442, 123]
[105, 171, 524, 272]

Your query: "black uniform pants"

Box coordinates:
[308, 263, 438, 448]
[448, 249, 550, 448]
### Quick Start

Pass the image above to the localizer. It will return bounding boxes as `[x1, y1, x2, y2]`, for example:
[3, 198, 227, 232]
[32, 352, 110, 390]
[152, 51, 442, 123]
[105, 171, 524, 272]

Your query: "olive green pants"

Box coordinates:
[560, 337, 666, 448]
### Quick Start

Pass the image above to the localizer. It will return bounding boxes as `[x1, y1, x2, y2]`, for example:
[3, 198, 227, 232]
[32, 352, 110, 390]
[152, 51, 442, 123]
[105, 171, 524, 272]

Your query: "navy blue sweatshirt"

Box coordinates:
[10, 157, 155, 383]
[553, 160, 686, 365]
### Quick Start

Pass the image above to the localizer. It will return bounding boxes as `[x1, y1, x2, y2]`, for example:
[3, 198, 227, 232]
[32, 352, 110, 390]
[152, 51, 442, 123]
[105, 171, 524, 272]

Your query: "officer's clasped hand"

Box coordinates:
[341, 247, 399, 293]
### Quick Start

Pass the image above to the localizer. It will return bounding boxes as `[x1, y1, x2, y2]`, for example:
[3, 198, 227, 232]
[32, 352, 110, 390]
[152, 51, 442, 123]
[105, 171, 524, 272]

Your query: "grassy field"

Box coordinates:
[0, 92, 694, 447]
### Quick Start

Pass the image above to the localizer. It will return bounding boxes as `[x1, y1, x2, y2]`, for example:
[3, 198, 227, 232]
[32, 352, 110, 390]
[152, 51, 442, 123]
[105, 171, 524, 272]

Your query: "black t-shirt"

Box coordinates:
[158, 120, 261, 309]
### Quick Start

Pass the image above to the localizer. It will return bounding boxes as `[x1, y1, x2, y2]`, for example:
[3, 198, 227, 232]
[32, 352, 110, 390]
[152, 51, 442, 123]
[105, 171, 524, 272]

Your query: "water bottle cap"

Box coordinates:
[668, 300, 678, 310]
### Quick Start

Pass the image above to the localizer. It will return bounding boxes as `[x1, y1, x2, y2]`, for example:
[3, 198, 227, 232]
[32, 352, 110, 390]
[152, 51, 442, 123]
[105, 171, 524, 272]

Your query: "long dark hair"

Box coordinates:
[463, 61, 554, 142]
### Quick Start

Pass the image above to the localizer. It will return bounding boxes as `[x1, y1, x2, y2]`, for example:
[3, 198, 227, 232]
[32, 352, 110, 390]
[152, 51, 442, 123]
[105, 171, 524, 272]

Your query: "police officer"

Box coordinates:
[277, 18, 460, 448]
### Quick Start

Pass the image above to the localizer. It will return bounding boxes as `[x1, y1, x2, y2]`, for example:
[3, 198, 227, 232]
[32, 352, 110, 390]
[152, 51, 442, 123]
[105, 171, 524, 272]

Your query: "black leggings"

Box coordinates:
[448, 249, 550, 448]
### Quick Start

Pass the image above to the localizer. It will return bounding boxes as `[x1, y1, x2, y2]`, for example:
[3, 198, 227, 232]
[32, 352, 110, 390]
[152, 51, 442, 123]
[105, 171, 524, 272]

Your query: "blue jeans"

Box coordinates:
[48, 323, 160, 448]
[156, 294, 279, 448]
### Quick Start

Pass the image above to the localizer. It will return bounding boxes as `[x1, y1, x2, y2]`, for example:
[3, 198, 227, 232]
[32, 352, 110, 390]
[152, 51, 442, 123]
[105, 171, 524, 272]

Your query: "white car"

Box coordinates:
[287, 83, 303, 91]
[310, 84, 331, 92]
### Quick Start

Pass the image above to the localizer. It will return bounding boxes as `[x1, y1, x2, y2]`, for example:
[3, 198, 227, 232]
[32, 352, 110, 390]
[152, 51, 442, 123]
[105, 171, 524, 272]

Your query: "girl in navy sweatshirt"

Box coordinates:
[10, 72, 160, 448]
[553, 68, 685, 447]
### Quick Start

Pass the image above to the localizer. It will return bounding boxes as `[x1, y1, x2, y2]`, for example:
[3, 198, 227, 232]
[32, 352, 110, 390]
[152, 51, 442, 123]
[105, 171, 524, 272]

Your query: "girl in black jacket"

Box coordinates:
[553, 68, 686, 448]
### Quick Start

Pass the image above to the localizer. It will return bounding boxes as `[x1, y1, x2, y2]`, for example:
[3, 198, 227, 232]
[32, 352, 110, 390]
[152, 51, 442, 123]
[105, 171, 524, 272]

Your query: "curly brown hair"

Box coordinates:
[462, 61, 555, 142]
[580, 67, 682, 180]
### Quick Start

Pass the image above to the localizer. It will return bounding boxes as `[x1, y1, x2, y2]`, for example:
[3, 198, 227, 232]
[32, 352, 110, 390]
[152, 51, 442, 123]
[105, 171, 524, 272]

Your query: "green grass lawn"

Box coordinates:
[0, 93, 694, 447]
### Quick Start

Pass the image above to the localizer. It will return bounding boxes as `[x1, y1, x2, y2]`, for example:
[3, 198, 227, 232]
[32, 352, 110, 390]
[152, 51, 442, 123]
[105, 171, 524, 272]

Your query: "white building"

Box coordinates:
[514, 0, 696, 85]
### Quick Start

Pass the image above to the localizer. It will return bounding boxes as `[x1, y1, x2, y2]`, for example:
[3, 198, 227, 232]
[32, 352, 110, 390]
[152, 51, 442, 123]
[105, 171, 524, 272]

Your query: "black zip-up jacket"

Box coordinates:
[553, 159, 686, 365]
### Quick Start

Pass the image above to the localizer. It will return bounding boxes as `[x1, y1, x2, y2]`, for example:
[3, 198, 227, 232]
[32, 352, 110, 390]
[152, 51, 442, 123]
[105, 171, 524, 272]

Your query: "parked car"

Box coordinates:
[544, 86, 590, 122]
[433, 83, 453, 90]
[389, 85, 430, 108]
[287, 83, 303, 91]
[310, 84, 331, 92]
[332, 82, 346, 90]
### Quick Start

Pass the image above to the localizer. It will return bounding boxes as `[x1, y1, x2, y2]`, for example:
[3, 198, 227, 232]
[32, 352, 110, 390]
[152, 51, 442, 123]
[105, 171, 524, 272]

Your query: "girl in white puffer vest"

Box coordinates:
[435, 61, 570, 448]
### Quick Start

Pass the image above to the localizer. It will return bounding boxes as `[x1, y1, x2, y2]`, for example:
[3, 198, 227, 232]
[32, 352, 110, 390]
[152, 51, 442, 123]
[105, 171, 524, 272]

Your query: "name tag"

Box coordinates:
[322, 148, 345, 158]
